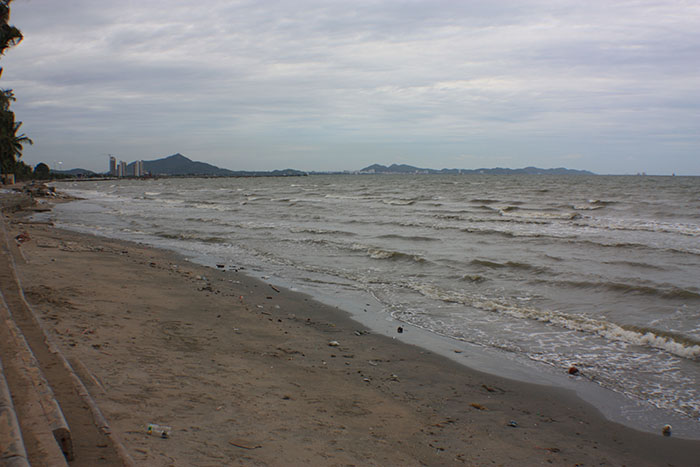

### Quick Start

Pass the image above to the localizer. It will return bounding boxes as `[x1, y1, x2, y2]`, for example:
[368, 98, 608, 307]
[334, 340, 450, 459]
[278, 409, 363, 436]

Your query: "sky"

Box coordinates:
[2, 0, 699, 175]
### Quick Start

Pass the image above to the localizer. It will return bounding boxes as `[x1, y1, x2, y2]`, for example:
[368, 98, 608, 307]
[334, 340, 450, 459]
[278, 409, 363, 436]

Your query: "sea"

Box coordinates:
[43, 174, 700, 438]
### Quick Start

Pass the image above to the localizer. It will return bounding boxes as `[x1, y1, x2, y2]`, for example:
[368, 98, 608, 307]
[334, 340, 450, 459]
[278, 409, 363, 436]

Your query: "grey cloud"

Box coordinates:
[3, 0, 699, 174]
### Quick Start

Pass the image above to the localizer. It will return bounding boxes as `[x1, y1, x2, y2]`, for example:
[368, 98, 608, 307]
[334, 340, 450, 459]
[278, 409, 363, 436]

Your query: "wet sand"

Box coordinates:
[3, 189, 700, 466]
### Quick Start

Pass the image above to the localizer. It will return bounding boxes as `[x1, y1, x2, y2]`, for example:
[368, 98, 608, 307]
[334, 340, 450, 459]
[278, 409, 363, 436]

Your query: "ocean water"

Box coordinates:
[47, 174, 700, 436]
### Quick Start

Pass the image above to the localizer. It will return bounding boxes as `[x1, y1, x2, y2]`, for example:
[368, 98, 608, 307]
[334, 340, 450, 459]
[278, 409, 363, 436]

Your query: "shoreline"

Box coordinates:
[46, 185, 700, 440]
[3, 188, 700, 465]
[190, 251, 700, 440]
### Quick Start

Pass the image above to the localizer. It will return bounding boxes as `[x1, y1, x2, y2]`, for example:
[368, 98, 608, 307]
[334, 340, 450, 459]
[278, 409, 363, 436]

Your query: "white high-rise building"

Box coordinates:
[117, 161, 127, 177]
[134, 160, 145, 177]
[109, 156, 117, 176]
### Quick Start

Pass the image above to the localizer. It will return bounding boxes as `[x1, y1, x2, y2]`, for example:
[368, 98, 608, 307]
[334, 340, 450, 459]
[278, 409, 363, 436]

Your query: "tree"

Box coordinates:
[0, 1, 30, 179]
[33, 162, 49, 179]
[13, 159, 30, 179]
[0, 89, 32, 174]
[0, 2, 21, 55]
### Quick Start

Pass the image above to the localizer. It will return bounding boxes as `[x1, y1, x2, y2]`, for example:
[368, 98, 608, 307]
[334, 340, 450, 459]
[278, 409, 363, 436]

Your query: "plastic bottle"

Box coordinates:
[146, 423, 172, 438]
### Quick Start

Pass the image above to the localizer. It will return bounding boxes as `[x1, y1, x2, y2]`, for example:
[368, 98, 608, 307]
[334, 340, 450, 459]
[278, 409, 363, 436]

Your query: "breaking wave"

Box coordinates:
[377, 233, 439, 242]
[154, 231, 228, 244]
[351, 244, 426, 263]
[408, 282, 700, 359]
[499, 209, 581, 220]
[541, 279, 700, 300]
[470, 259, 547, 272]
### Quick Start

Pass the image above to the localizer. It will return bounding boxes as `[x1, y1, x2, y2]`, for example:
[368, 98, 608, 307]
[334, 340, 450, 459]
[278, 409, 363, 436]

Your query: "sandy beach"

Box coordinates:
[2, 187, 700, 466]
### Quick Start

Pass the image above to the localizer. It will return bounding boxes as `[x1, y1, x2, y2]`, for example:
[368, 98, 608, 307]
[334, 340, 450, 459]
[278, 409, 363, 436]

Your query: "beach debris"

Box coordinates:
[328, 340, 340, 347]
[354, 330, 369, 336]
[431, 419, 456, 428]
[229, 439, 262, 450]
[482, 384, 505, 393]
[269, 284, 281, 293]
[662, 424, 672, 436]
[469, 402, 488, 411]
[508, 420, 518, 428]
[216, 264, 225, 268]
[389, 374, 400, 382]
[397, 326, 404, 334]
[36, 240, 59, 248]
[535, 446, 561, 453]
[428, 442, 446, 452]
[567, 365, 580, 375]
[363, 378, 371, 383]
[15, 232, 30, 243]
[23, 182, 57, 198]
[146, 423, 171, 439]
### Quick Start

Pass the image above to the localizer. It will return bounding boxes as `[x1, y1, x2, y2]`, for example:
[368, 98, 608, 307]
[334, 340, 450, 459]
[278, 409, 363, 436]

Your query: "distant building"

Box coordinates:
[134, 160, 145, 177]
[109, 156, 117, 176]
[117, 161, 127, 177]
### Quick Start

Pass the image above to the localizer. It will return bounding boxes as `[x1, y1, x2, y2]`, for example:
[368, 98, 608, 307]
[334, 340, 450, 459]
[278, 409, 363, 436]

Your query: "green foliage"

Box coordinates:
[0, 0, 30, 177]
[0, 2, 22, 57]
[12, 159, 30, 180]
[33, 162, 49, 179]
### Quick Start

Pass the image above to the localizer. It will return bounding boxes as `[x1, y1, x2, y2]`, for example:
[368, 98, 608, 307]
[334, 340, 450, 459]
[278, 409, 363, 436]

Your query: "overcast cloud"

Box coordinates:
[3, 0, 699, 174]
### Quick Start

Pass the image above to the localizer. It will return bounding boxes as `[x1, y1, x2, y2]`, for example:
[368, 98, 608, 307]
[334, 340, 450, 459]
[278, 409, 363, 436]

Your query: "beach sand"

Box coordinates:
[2, 189, 700, 466]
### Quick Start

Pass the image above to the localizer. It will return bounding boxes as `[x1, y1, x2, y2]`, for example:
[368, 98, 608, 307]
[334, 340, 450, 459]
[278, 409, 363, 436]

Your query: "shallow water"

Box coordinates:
[48, 174, 700, 435]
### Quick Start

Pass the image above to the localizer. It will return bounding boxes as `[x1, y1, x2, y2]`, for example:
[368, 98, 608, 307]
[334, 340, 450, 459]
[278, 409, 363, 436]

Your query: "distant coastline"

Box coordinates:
[51, 153, 596, 179]
[353, 163, 595, 176]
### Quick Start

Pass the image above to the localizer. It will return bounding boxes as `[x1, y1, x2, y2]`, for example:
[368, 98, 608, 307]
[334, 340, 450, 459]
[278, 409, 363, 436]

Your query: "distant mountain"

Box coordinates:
[53, 168, 96, 176]
[128, 153, 306, 177]
[359, 164, 595, 175]
[128, 153, 235, 176]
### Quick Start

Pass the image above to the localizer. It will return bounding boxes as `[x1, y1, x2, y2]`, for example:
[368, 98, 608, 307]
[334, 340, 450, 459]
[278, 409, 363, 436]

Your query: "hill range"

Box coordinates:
[54, 154, 306, 177]
[358, 164, 595, 175]
[129, 153, 306, 177]
[53, 154, 595, 177]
